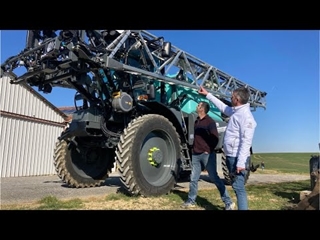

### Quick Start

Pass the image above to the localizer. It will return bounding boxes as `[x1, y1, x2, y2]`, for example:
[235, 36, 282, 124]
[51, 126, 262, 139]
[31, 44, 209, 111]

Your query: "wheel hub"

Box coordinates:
[85, 149, 99, 164]
[148, 147, 163, 167]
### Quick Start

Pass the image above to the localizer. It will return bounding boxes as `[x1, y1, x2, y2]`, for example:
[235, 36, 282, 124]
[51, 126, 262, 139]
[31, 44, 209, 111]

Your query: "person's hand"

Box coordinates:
[236, 167, 245, 174]
[198, 86, 208, 96]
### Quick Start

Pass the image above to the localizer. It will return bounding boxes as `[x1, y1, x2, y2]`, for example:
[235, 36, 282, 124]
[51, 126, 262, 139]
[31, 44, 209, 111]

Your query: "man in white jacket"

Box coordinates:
[198, 85, 257, 210]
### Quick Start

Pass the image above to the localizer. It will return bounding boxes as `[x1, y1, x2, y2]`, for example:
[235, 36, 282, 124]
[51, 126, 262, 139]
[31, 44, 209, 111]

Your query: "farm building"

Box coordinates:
[0, 76, 68, 178]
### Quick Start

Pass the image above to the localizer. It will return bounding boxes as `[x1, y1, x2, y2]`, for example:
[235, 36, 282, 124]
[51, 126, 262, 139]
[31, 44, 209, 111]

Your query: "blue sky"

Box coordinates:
[1, 30, 319, 153]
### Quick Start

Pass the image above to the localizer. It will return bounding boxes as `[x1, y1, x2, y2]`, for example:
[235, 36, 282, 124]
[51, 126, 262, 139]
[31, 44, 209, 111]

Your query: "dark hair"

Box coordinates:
[234, 87, 250, 104]
[200, 101, 210, 113]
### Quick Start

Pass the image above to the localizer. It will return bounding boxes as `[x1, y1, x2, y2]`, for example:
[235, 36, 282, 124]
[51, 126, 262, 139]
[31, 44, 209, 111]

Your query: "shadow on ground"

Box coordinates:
[171, 189, 223, 210]
[55, 175, 125, 189]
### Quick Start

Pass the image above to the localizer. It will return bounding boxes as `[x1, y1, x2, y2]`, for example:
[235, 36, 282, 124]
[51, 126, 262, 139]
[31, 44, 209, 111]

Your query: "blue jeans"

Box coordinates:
[206, 153, 233, 206]
[226, 156, 250, 210]
[187, 153, 209, 204]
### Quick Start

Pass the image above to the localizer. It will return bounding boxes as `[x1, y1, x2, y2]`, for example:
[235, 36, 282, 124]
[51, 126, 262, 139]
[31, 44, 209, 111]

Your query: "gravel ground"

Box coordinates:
[0, 171, 310, 206]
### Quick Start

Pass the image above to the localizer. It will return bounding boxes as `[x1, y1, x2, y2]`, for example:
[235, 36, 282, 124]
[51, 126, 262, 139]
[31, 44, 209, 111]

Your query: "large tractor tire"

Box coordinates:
[115, 114, 181, 197]
[221, 149, 251, 185]
[54, 137, 114, 188]
[221, 150, 231, 185]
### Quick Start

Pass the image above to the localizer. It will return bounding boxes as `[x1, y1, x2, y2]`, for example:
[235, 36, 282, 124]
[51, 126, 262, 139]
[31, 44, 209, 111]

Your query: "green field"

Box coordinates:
[251, 152, 319, 174]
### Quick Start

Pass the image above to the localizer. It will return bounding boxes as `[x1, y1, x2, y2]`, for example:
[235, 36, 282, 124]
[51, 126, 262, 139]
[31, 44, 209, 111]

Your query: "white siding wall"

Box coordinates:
[0, 77, 66, 178]
[0, 116, 64, 177]
[0, 77, 62, 122]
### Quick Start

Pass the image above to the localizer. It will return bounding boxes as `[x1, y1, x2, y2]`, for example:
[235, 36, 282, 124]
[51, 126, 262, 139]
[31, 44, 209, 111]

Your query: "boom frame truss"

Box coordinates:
[1, 30, 267, 110]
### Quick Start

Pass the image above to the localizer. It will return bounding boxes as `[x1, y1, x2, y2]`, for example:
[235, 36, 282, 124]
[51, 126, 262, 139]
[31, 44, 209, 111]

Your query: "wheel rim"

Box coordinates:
[69, 139, 113, 179]
[139, 130, 176, 187]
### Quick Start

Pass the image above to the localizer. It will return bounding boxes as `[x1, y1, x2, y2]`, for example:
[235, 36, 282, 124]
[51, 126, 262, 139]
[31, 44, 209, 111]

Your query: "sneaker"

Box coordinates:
[225, 202, 235, 210]
[181, 201, 196, 208]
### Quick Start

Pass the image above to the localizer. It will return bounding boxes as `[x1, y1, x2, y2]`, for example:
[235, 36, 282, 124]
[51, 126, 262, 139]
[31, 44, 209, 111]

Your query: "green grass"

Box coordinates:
[251, 152, 318, 174]
[4, 180, 310, 210]
[166, 180, 311, 210]
[37, 196, 84, 210]
[6, 196, 84, 210]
